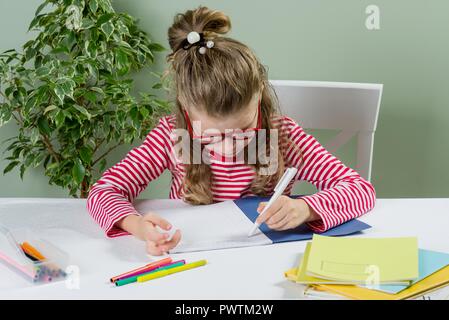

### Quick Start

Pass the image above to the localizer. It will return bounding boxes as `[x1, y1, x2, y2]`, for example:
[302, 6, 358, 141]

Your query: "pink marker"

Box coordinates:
[116, 260, 186, 282]
[0, 249, 36, 281]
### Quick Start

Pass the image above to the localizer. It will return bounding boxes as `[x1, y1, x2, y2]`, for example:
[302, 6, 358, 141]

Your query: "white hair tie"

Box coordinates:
[180, 31, 215, 54]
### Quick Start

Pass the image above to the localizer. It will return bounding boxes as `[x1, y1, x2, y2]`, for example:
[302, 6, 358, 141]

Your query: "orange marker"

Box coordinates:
[110, 257, 172, 283]
[21, 242, 46, 261]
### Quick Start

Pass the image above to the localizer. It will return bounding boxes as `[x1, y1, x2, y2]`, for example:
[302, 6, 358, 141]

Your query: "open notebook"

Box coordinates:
[134, 196, 371, 253]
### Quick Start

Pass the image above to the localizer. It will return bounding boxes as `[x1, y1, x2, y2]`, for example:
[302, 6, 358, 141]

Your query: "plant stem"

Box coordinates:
[92, 144, 119, 166]
[80, 178, 89, 198]
[11, 112, 21, 124]
[93, 138, 105, 154]
[42, 134, 61, 162]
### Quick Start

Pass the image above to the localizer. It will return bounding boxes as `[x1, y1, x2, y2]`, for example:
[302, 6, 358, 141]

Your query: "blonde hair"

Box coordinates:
[166, 6, 300, 204]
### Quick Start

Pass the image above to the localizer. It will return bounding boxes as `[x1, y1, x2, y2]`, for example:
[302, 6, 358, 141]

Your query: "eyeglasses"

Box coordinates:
[183, 96, 262, 145]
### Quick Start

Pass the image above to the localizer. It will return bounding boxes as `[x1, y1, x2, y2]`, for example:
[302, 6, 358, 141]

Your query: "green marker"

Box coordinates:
[115, 261, 185, 287]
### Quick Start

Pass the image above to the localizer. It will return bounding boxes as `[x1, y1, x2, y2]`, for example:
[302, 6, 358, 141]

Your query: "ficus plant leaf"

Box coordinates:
[0, 0, 171, 198]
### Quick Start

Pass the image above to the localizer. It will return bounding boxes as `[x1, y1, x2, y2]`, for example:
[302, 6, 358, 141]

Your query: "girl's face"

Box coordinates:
[185, 91, 262, 158]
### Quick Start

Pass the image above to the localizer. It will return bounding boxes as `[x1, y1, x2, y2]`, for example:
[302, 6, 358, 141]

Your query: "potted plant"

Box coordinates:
[0, 0, 171, 198]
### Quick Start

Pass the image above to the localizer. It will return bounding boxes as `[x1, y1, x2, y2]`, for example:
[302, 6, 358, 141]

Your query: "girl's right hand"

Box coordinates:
[139, 213, 181, 255]
[118, 213, 182, 255]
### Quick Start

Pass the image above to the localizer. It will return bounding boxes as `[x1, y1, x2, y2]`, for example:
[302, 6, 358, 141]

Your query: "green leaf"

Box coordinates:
[54, 86, 65, 104]
[43, 154, 51, 168]
[79, 146, 93, 163]
[4, 87, 14, 98]
[139, 107, 149, 118]
[101, 21, 115, 40]
[54, 110, 65, 127]
[34, 54, 43, 69]
[32, 153, 46, 168]
[116, 21, 129, 35]
[83, 91, 97, 103]
[72, 159, 85, 184]
[84, 41, 97, 58]
[99, 158, 107, 171]
[19, 164, 26, 180]
[153, 99, 171, 109]
[23, 40, 35, 49]
[62, 109, 72, 119]
[90, 87, 104, 96]
[38, 117, 52, 136]
[81, 18, 95, 30]
[46, 162, 59, 171]
[44, 105, 57, 114]
[71, 127, 81, 142]
[148, 43, 166, 52]
[89, 0, 98, 14]
[129, 106, 139, 122]
[73, 104, 92, 120]
[3, 161, 20, 174]
[1, 49, 16, 55]
[30, 127, 40, 144]
[115, 49, 128, 64]
[28, 14, 44, 31]
[24, 96, 37, 113]
[97, 13, 114, 26]
[25, 47, 36, 60]
[51, 46, 70, 55]
[54, 78, 76, 103]
[98, 0, 114, 13]
[24, 153, 36, 167]
[36, 66, 51, 77]
[4, 140, 19, 152]
[35, 1, 49, 16]
[0, 108, 12, 127]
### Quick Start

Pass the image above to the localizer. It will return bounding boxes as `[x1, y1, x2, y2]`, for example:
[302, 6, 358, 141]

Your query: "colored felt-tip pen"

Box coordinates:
[115, 260, 186, 287]
[137, 259, 207, 283]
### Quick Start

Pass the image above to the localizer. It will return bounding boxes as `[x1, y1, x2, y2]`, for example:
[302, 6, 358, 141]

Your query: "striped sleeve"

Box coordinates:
[86, 117, 173, 237]
[281, 116, 376, 233]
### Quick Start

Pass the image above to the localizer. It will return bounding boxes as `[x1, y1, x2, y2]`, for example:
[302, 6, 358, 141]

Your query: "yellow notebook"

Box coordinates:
[315, 264, 449, 300]
[284, 258, 449, 300]
[285, 267, 297, 281]
[306, 235, 418, 284]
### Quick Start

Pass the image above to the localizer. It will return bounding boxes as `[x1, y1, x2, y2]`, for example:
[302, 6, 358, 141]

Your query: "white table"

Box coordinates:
[0, 198, 448, 300]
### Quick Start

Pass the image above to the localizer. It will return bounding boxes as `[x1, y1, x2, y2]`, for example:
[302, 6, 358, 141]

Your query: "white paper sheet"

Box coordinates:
[135, 200, 272, 253]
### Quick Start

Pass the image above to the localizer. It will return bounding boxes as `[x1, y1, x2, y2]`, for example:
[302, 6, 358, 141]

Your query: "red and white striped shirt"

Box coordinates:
[86, 115, 376, 237]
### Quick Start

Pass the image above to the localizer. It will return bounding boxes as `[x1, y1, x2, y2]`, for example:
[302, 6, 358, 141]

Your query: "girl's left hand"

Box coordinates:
[256, 195, 320, 231]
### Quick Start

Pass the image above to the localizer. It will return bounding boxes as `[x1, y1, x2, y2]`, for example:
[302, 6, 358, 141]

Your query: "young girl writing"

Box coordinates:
[87, 6, 376, 255]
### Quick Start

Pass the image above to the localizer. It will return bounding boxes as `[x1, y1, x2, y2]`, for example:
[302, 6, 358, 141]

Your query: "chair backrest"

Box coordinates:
[269, 80, 383, 182]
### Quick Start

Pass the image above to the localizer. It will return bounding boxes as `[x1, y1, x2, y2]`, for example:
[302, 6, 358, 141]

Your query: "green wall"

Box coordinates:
[1, 0, 448, 199]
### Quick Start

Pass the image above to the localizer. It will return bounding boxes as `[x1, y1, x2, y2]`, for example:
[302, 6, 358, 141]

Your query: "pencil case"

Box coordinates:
[0, 225, 69, 285]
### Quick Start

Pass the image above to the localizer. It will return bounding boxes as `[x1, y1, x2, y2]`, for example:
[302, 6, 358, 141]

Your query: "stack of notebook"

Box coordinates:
[284, 235, 449, 300]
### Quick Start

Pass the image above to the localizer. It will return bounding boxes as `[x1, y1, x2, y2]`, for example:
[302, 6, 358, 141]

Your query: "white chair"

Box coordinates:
[269, 80, 382, 182]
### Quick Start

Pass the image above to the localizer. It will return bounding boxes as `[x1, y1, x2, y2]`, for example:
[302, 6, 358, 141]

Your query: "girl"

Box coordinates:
[87, 6, 376, 255]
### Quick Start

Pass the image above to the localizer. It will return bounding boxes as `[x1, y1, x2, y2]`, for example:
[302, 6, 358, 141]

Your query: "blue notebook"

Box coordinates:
[369, 249, 449, 294]
[234, 196, 371, 243]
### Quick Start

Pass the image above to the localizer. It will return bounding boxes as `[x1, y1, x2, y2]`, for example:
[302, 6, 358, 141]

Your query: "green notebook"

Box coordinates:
[306, 235, 419, 284]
